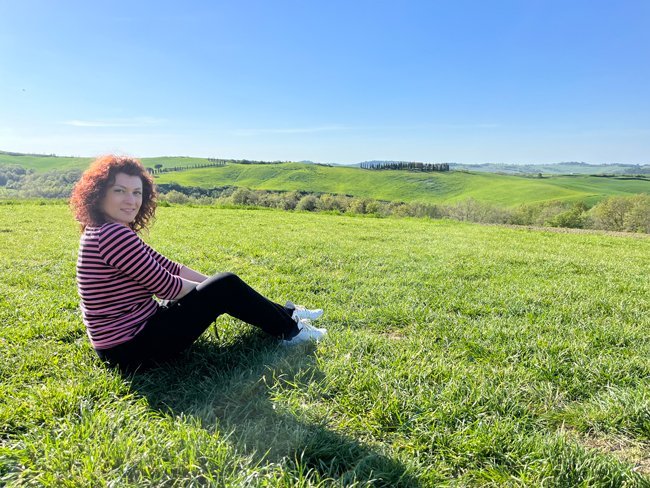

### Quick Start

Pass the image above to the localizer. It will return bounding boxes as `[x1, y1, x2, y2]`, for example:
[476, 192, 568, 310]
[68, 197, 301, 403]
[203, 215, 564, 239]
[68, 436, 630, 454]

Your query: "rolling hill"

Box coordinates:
[152, 163, 650, 207]
[1, 152, 649, 207]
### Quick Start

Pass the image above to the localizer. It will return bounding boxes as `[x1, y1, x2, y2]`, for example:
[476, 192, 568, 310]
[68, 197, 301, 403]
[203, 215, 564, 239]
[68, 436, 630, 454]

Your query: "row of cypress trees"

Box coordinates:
[147, 161, 226, 174]
[360, 161, 450, 171]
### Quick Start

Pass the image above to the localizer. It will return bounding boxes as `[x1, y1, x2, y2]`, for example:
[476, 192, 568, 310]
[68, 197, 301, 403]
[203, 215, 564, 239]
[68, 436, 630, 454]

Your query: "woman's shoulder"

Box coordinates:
[92, 223, 142, 256]
[92, 222, 139, 242]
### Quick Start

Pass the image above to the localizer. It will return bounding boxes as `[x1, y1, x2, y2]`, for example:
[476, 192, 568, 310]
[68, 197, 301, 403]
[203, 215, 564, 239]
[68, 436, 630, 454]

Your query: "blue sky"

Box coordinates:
[1, 0, 648, 164]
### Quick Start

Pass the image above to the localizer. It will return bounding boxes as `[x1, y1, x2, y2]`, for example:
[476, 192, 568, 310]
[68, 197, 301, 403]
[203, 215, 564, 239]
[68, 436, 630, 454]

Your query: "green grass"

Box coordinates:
[1, 202, 649, 486]
[2, 153, 649, 207]
[153, 162, 650, 207]
[0, 153, 93, 171]
[0, 154, 211, 172]
[0, 153, 215, 172]
[453, 162, 648, 175]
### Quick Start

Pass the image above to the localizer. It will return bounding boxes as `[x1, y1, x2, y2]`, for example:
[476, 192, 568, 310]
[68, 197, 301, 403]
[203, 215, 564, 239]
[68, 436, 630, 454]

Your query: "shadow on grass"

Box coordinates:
[125, 330, 419, 487]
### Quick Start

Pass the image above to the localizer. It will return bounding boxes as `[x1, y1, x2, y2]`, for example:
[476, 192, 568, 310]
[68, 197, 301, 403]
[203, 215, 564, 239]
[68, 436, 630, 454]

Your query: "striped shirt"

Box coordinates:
[76, 222, 183, 350]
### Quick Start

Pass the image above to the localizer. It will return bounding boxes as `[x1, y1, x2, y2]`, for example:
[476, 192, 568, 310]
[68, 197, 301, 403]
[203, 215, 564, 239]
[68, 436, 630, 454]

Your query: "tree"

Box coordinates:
[296, 195, 318, 211]
[231, 188, 258, 206]
[164, 190, 189, 204]
[589, 196, 634, 231]
[622, 194, 650, 233]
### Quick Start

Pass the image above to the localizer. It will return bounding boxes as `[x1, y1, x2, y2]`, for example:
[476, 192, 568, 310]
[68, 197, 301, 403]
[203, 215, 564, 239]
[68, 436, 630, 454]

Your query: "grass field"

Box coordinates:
[152, 163, 650, 207]
[1, 202, 649, 486]
[451, 163, 649, 176]
[2, 153, 649, 208]
[0, 154, 216, 173]
[0, 153, 93, 171]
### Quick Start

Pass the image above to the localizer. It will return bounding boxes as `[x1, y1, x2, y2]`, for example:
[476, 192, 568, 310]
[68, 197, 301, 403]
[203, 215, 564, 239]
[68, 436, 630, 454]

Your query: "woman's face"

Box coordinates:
[101, 172, 143, 226]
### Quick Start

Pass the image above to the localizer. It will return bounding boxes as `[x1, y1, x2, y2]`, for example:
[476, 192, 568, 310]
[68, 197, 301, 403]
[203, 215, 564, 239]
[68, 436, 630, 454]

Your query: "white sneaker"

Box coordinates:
[282, 318, 327, 345]
[286, 300, 324, 321]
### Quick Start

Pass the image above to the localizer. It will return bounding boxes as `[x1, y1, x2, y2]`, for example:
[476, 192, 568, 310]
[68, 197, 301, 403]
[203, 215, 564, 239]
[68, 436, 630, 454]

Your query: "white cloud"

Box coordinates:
[61, 117, 167, 128]
[229, 123, 502, 137]
[230, 125, 350, 136]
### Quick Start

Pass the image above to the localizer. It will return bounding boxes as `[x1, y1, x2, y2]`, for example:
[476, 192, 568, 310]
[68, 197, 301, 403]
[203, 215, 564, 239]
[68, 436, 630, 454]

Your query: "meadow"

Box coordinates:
[152, 163, 650, 207]
[1, 202, 650, 486]
[2, 152, 649, 208]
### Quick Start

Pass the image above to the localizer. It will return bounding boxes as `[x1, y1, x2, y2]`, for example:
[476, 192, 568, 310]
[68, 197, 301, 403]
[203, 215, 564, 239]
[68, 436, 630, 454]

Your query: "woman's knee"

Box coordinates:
[213, 271, 240, 283]
[200, 271, 243, 291]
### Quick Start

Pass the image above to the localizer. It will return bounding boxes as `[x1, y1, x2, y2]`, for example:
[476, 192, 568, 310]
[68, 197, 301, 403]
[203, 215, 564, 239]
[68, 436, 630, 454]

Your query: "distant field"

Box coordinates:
[1, 153, 649, 207]
[451, 162, 650, 175]
[0, 153, 206, 172]
[0, 153, 93, 171]
[153, 163, 649, 207]
[1, 203, 649, 485]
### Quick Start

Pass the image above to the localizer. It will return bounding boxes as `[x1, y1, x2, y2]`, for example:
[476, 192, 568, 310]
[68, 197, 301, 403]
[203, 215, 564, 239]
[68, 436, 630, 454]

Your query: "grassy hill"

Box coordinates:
[153, 162, 650, 207]
[0, 152, 93, 171]
[1, 152, 649, 207]
[450, 162, 650, 175]
[0, 152, 207, 172]
[1, 202, 649, 485]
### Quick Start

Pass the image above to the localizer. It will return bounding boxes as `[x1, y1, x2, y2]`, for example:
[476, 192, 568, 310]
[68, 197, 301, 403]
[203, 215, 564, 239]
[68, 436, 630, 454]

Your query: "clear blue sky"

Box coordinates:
[1, 0, 648, 164]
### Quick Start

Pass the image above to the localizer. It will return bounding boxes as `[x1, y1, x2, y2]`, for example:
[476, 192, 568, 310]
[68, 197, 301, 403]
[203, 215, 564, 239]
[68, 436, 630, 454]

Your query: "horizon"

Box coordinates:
[1, 1, 649, 164]
[2, 149, 648, 167]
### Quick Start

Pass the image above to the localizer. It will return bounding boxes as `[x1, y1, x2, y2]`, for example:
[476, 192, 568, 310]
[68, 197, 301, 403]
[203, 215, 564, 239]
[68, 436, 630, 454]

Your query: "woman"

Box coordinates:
[70, 155, 326, 373]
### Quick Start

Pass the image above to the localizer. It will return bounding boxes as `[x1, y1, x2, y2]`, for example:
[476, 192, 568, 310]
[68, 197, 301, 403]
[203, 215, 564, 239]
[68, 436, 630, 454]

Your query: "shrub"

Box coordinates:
[231, 188, 259, 206]
[14, 169, 81, 198]
[589, 196, 634, 231]
[317, 194, 349, 212]
[386, 202, 411, 217]
[193, 196, 215, 206]
[276, 191, 300, 210]
[622, 194, 650, 233]
[407, 202, 442, 219]
[348, 198, 369, 214]
[444, 198, 493, 223]
[254, 191, 272, 207]
[0, 165, 30, 188]
[164, 190, 189, 204]
[510, 201, 571, 226]
[545, 202, 588, 229]
[364, 200, 384, 215]
[296, 195, 318, 211]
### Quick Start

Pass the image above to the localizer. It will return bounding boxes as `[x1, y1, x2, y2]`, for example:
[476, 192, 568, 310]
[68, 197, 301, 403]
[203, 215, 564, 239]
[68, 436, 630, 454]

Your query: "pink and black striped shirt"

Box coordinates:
[76, 222, 183, 350]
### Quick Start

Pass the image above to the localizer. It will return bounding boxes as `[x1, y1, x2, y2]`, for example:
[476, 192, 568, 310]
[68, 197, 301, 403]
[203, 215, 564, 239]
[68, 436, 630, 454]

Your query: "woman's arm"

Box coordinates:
[174, 265, 210, 299]
[179, 265, 209, 283]
[98, 224, 183, 301]
[175, 277, 201, 299]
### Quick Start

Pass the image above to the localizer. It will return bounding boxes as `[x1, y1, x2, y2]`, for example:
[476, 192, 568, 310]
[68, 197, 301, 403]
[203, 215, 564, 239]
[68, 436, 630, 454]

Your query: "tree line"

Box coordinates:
[147, 158, 293, 174]
[158, 185, 650, 234]
[360, 161, 450, 171]
[148, 161, 226, 174]
[0, 165, 81, 198]
[215, 158, 287, 165]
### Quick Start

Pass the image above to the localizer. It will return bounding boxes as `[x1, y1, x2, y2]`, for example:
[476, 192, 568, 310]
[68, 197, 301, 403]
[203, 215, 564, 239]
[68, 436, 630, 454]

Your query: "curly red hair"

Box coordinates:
[70, 155, 157, 232]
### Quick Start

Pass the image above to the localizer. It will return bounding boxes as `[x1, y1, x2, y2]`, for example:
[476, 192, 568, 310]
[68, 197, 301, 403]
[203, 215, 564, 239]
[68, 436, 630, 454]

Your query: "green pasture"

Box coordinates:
[0, 154, 207, 172]
[452, 163, 648, 175]
[153, 162, 650, 207]
[2, 153, 649, 208]
[1, 202, 649, 486]
[0, 153, 92, 171]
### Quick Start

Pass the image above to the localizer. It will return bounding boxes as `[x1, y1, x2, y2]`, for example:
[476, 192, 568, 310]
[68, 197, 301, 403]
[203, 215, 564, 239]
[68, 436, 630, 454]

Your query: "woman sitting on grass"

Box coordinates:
[70, 155, 326, 373]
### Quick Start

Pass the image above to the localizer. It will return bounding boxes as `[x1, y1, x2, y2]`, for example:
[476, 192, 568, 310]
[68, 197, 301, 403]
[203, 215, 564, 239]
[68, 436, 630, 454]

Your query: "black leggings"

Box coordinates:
[95, 272, 300, 373]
